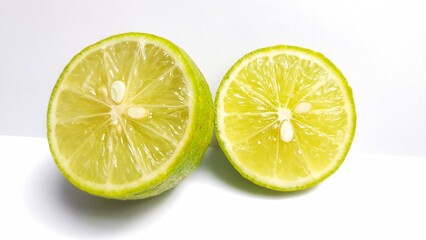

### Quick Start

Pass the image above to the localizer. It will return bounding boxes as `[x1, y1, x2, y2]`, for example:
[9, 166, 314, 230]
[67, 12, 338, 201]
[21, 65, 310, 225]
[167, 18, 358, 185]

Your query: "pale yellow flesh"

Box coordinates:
[217, 48, 355, 189]
[50, 41, 191, 187]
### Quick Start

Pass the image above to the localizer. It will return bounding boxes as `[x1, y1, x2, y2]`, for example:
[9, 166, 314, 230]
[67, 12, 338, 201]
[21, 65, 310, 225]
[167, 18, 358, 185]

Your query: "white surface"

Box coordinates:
[1, 136, 425, 239]
[1, 0, 426, 156]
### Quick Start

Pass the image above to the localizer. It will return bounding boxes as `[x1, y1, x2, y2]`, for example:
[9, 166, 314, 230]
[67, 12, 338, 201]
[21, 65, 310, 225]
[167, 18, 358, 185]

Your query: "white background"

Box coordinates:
[0, 0, 425, 239]
[1, 0, 425, 156]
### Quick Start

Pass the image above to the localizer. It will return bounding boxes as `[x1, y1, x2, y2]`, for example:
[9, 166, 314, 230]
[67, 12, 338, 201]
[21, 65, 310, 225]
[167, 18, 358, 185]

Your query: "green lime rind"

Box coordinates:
[47, 33, 213, 199]
[214, 45, 356, 192]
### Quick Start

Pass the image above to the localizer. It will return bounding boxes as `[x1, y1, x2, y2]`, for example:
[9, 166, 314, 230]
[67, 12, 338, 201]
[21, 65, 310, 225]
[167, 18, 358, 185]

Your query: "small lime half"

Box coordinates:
[215, 46, 356, 191]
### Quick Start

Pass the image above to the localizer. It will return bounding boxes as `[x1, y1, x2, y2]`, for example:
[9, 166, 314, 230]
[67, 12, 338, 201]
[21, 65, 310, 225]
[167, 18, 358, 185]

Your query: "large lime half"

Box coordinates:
[47, 33, 213, 199]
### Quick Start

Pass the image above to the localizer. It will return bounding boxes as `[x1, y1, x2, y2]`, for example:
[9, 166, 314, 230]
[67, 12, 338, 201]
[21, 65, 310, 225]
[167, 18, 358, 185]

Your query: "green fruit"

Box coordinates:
[215, 46, 356, 191]
[47, 33, 213, 199]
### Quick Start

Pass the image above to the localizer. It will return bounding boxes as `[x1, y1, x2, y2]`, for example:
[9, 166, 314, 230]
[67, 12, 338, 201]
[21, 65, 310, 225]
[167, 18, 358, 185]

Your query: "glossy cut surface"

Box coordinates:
[215, 46, 356, 191]
[47, 33, 213, 199]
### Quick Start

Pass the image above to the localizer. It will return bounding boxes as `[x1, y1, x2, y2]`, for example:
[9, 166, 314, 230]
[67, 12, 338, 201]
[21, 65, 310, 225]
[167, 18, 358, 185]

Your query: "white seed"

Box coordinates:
[294, 102, 312, 114]
[110, 80, 126, 104]
[127, 106, 148, 119]
[280, 120, 294, 142]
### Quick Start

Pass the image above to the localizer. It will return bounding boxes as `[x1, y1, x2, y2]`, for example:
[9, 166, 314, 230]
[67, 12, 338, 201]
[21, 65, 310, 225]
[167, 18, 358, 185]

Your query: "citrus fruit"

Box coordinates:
[215, 46, 356, 191]
[47, 33, 213, 199]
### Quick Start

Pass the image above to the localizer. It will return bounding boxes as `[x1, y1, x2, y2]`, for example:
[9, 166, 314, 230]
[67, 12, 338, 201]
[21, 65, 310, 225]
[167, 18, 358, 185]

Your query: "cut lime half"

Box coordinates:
[215, 46, 356, 191]
[47, 33, 213, 199]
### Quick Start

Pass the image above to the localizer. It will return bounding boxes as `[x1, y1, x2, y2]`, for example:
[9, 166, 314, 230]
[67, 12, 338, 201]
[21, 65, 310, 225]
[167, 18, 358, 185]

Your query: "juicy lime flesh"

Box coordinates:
[217, 47, 355, 189]
[52, 41, 190, 186]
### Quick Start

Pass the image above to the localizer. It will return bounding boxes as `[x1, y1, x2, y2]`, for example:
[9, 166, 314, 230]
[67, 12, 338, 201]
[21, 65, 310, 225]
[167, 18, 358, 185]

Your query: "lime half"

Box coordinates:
[215, 46, 356, 191]
[47, 33, 213, 199]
